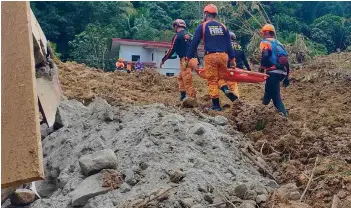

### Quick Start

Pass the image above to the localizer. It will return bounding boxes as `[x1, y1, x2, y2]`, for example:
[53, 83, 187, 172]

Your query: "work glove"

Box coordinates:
[283, 76, 290, 88]
[229, 58, 236, 68]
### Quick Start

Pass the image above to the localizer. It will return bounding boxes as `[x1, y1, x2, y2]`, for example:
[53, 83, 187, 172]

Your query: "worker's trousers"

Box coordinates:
[263, 73, 287, 117]
[179, 58, 197, 98]
[204, 53, 230, 99]
[227, 81, 240, 97]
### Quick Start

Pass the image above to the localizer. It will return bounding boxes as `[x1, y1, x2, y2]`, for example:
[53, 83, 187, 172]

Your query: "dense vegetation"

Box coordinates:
[31, 1, 351, 69]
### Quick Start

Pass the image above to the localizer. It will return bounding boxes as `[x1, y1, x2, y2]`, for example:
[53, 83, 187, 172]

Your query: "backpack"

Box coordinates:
[262, 39, 289, 69]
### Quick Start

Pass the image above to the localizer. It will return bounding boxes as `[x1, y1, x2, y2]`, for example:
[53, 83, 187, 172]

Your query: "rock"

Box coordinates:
[229, 195, 243, 204]
[191, 205, 203, 208]
[195, 138, 205, 146]
[189, 124, 206, 135]
[71, 173, 111, 207]
[267, 180, 279, 188]
[289, 191, 301, 200]
[213, 195, 226, 208]
[79, 149, 118, 176]
[169, 170, 185, 183]
[139, 162, 149, 170]
[234, 184, 249, 199]
[9, 189, 36, 206]
[180, 198, 194, 208]
[245, 190, 257, 200]
[123, 169, 137, 186]
[103, 108, 114, 121]
[34, 180, 56, 198]
[276, 183, 300, 200]
[239, 200, 256, 208]
[182, 98, 197, 108]
[119, 183, 131, 193]
[256, 194, 267, 204]
[40, 124, 54, 139]
[214, 116, 228, 126]
[203, 194, 213, 204]
[198, 184, 211, 193]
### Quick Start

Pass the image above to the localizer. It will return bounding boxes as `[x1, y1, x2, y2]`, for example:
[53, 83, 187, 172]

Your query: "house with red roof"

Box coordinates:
[110, 38, 205, 76]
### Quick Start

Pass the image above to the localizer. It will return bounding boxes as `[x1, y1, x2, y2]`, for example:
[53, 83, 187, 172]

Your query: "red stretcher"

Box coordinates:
[195, 68, 269, 83]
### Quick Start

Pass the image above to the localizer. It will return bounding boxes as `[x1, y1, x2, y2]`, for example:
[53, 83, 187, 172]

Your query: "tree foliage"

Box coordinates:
[31, 1, 351, 68]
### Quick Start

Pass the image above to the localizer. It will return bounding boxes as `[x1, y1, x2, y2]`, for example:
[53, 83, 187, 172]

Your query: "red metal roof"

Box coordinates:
[112, 38, 205, 52]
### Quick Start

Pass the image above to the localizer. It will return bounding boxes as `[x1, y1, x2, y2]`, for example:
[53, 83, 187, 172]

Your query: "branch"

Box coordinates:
[300, 157, 319, 202]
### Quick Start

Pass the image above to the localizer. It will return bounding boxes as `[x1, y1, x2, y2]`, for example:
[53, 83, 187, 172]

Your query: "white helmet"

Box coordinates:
[229, 32, 236, 41]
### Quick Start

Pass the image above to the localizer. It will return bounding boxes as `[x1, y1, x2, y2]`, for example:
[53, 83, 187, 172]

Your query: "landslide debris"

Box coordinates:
[33, 52, 351, 208]
[29, 99, 274, 208]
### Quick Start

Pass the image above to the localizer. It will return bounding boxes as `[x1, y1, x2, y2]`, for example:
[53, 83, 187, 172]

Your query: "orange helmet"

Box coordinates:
[203, 4, 218, 14]
[260, 24, 276, 35]
[172, 19, 186, 29]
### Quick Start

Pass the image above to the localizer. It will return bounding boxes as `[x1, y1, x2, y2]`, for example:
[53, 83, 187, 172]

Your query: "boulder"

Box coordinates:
[10, 189, 36, 206]
[189, 124, 206, 135]
[71, 173, 111, 207]
[79, 149, 118, 176]
[234, 184, 249, 199]
[214, 116, 228, 126]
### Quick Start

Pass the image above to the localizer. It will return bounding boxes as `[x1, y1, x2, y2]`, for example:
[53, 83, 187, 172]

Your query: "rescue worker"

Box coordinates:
[186, 4, 236, 111]
[116, 58, 125, 70]
[229, 32, 251, 71]
[135, 59, 144, 71]
[226, 31, 251, 99]
[160, 19, 198, 101]
[126, 62, 133, 74]
[259, 24, 289, 117]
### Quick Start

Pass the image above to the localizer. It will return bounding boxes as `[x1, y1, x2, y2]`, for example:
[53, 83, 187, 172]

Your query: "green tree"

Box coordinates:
[69, 24, 118, 70]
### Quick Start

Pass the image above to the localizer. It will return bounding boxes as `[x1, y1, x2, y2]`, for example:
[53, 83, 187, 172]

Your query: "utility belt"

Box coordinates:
[205, 51, 226, 56]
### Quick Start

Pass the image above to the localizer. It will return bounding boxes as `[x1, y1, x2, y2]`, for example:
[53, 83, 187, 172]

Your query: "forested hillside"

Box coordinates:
[31, 1, 351, 68]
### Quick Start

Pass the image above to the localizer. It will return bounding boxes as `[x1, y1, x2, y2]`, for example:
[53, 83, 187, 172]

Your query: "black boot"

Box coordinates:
[180, 91, 186, 101]
[210, 98, 222, 111]
[221, 85, 238, 102]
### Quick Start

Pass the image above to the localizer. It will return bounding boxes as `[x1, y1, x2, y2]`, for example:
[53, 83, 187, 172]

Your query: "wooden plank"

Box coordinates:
[1, 1, 44, 188]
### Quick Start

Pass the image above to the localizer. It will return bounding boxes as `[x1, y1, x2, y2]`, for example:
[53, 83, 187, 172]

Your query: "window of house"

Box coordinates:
[166, 73, 174, 77]
[152, 53, 154, 61]
[132, 55, 140, 62]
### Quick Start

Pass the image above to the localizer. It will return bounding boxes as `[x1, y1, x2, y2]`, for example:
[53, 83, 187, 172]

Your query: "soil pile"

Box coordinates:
[29, 99, 275, 208]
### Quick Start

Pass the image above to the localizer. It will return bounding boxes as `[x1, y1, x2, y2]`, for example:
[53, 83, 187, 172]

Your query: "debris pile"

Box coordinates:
[29, 99, 278, 208]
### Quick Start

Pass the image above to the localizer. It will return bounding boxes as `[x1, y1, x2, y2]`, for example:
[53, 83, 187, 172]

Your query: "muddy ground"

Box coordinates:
[55, 53, 351, 208]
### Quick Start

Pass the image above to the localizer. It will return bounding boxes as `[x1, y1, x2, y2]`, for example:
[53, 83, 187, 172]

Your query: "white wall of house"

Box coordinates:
[119, 45, 152, 62]
[119, 45, 182, 76]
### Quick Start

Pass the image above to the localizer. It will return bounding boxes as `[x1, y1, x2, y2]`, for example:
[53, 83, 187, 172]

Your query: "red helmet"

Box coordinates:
[203, 4, 218, 14]
[172, 19, 186, 29]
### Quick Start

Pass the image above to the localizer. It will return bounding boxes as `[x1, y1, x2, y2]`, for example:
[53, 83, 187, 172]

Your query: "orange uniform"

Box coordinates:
[116, 61, 125, 69]
[203, 53, 230, 99]
[179, 57, 198, 98]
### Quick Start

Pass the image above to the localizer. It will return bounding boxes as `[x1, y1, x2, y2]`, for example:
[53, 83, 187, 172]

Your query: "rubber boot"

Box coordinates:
[180, 91, 186, 101]
[210, 98, 222, 111]
[221, 85, 238, 102]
